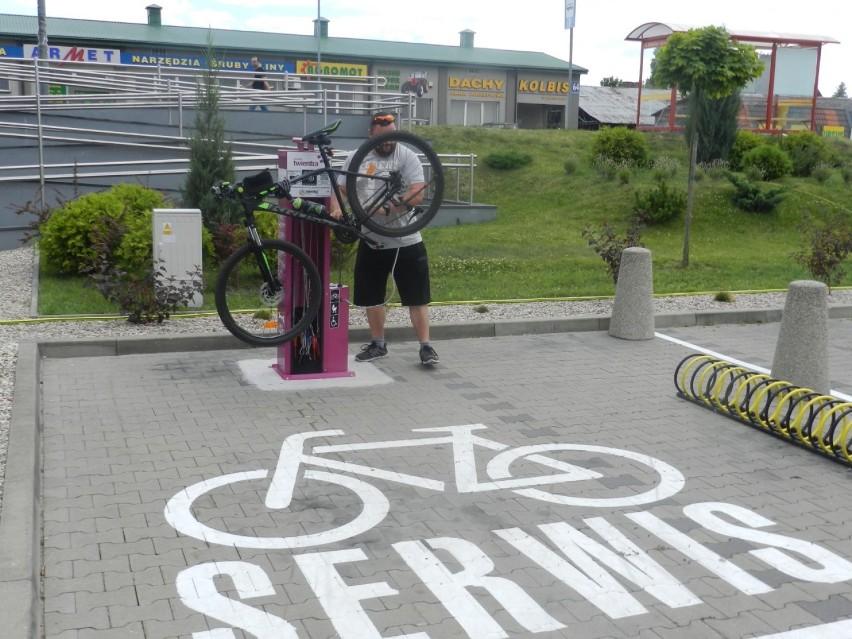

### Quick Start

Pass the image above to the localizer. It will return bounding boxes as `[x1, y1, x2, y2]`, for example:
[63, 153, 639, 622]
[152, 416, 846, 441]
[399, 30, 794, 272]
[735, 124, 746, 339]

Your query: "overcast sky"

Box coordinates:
[5, 0, 848, 96]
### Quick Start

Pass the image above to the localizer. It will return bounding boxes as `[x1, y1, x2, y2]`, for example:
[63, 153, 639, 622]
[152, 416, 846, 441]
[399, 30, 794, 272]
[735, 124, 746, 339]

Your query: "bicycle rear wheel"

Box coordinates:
[345, 130, 444, 238]
[215, 239, 322, 347]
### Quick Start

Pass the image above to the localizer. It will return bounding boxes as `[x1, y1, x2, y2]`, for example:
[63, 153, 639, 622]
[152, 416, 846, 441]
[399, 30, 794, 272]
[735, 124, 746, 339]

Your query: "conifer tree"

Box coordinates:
[181, 34, 236, 230]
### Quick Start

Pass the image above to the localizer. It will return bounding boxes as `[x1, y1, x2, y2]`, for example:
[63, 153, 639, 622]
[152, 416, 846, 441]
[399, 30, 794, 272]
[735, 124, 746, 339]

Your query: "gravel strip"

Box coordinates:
[2, 245, 851, 510]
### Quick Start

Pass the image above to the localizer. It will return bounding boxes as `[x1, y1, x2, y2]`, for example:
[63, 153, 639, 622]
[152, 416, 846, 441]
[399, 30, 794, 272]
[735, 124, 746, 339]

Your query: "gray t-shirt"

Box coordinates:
[344, 143, 425, 249]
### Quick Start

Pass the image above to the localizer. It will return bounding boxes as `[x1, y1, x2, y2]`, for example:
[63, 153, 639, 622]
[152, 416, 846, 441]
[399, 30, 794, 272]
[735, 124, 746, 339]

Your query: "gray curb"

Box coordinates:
[0, 342, 42, 638]
[3, 304, 852, 639]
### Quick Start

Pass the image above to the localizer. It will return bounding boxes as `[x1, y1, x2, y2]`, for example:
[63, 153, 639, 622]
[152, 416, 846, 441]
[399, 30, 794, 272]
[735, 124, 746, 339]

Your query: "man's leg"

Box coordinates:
[354, 304, 388, 362]
[408, 305, 429, 343]
[410, 305, 439, 365]
[367, 305, 387, 341]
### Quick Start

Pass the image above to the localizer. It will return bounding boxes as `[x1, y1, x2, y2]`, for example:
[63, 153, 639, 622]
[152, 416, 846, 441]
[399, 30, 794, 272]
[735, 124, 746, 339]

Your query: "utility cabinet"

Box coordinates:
[152, 208, 203, 308]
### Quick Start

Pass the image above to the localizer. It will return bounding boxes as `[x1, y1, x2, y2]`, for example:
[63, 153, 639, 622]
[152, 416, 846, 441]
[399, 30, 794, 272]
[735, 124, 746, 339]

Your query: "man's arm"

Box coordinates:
[327, 184, 346, 220]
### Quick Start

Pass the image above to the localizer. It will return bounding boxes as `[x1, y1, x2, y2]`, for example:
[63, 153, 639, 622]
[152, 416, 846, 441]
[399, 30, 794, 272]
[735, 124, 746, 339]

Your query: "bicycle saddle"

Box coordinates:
[298, 119, 342, 146]
[241, 169, 275, 197]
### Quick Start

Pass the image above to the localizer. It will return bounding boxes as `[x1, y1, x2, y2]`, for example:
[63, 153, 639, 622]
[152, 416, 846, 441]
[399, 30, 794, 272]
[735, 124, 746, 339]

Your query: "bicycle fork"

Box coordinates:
[244, 225, 281, 297]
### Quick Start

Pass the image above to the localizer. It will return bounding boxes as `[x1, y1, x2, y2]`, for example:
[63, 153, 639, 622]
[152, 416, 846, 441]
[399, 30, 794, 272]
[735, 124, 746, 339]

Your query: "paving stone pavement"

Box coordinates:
[9, 319, 852, 638]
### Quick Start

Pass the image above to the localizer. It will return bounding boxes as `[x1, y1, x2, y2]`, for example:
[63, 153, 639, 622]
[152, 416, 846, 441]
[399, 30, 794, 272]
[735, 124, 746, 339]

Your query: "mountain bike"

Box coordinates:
[209, 119, 444, 347]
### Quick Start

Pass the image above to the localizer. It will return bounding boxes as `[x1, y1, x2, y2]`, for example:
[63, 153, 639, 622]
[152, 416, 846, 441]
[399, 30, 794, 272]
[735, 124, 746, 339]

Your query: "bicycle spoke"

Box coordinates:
[215, 239, 321, 347]
[345, 130, 444, 238]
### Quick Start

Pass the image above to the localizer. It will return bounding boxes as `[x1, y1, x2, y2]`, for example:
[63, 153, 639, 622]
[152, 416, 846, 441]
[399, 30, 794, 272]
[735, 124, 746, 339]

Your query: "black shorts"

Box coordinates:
[353, 241, 431, 307]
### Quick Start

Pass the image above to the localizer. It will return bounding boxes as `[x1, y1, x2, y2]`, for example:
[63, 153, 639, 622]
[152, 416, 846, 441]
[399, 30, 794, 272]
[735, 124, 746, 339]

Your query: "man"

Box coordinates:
[246, 56, 270, 112]
[331, 111, 439, 366]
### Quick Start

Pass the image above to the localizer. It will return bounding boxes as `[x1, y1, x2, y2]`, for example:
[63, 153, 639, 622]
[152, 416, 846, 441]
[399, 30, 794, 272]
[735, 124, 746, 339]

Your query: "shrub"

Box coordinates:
[790, 206, 852, 291]
[11, 188, 65, 245]
[109, 183, 165, 216]
[699, 159, 729, 180]
[39, 184, 214, 276]
[741, 144, 792, 181]
[482, 150, 533, 170]
[725, 172, 786, 213]
[40, 185, 166, 275]
[812, 163, 833, 184]
[728, 131, 766, 171]
[633, 178, 686, 225]
[592, 156, 621, 180]
[779, 131, 835, 177]
[581, 214, 646, 284]
[83, 212, 203, 323]
[744, 165, 765, 182]
[590, 126, 649, 167]
[651, 156, 681, 180]
[210, 222, 248, 264]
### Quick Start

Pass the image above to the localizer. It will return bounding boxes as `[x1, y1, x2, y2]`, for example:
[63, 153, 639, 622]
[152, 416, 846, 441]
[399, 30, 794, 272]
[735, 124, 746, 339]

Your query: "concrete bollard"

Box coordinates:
[609, 247, 654, 340]
[771, 280, 830, 394]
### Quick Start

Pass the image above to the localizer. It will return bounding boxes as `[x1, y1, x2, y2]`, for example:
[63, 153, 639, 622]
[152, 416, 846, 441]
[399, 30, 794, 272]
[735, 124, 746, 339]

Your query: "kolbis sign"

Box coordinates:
[164, 424, 852, 638]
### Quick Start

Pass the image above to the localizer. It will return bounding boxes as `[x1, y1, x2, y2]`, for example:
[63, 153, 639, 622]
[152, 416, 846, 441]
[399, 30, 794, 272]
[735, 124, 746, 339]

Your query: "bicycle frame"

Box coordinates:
[234, 134, 406, 248]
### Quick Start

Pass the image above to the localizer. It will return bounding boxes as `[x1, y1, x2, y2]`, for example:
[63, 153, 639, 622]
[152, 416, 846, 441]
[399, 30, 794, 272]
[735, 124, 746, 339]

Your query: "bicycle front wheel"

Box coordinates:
[345, 130, 444, 238]
[214, 239, 322, 347]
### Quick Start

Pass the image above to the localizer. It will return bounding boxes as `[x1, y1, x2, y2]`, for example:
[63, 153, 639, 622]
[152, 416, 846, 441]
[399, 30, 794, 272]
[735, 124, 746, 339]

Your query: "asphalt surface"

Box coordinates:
[3, 313, 852, 639]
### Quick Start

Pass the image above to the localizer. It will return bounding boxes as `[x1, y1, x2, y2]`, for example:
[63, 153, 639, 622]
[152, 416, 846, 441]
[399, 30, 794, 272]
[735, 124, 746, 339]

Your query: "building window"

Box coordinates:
[449, 100, 499, 126]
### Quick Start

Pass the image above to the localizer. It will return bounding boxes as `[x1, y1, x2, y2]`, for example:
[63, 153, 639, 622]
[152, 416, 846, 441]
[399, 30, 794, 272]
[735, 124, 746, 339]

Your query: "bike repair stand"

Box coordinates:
[272, 141, 354, 380]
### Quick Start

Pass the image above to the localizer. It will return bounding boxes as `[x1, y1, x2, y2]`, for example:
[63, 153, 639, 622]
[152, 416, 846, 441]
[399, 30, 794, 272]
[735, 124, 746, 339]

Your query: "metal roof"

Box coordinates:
[625, 22, 840, 48]
[0, 13, 586, 73]
[578, 86, 671, 126]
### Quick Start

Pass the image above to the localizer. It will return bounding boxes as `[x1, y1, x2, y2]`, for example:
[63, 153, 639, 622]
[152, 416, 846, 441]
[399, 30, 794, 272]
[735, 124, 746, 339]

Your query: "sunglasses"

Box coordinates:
[371, 114, 395, 126]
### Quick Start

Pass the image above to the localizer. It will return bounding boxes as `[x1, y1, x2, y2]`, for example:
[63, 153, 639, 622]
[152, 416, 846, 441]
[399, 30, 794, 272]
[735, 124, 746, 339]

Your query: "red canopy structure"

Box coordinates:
[625, 22, 840, 133]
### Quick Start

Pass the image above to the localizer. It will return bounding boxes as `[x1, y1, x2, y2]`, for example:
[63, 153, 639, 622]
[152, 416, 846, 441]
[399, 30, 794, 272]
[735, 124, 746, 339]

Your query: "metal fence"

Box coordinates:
[0, 59, 477, 207]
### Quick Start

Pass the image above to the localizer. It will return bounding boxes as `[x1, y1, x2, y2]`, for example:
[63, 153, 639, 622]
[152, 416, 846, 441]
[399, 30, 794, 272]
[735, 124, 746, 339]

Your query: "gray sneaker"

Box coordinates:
[419, 344, 439, 365]
[355, 342, 388, 362]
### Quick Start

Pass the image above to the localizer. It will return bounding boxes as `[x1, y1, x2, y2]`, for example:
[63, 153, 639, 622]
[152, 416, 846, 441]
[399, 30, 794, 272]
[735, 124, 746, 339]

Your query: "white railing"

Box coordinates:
[0, 58, 481, 205]
[0, 58, 417, 124]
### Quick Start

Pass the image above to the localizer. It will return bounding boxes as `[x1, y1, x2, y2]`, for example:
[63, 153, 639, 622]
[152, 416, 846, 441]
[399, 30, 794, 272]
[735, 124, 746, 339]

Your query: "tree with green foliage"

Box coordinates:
[181, 35, 237, 232]
[600, 76, 625, 87]
[833, 82, 848, 98]
[686, 89, 741, 164]
[653, 26, 764, 267]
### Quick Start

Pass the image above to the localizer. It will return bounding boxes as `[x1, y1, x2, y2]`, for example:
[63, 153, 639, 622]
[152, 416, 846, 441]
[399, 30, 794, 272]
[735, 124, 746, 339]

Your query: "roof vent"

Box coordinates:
[314, 17, 329, 39]
[459, 29, 475, 48]
[146, 4, 162, 27]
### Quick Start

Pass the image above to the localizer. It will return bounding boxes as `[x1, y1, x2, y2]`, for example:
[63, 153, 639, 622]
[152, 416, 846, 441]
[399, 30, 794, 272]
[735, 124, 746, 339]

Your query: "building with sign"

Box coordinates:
[0, 7, 586, 129]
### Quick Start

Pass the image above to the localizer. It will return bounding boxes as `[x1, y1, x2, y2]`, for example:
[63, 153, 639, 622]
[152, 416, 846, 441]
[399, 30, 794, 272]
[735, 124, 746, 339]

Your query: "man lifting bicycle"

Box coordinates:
[330, 111, 439, 366]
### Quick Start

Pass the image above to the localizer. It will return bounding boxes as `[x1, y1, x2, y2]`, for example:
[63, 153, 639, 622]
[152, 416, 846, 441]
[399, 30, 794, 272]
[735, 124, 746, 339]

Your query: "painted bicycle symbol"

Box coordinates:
[165, 424, 685, 550]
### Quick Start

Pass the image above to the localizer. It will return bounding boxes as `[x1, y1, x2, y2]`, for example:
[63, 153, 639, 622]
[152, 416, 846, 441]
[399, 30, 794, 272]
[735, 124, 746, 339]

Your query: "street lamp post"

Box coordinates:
[564, 0, 577, 130]
[36, 0, 48, 206]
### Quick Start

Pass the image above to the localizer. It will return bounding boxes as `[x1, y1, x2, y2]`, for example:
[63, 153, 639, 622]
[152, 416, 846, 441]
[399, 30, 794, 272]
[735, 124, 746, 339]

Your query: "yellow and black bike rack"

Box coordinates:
[674, 354, 852, 466]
